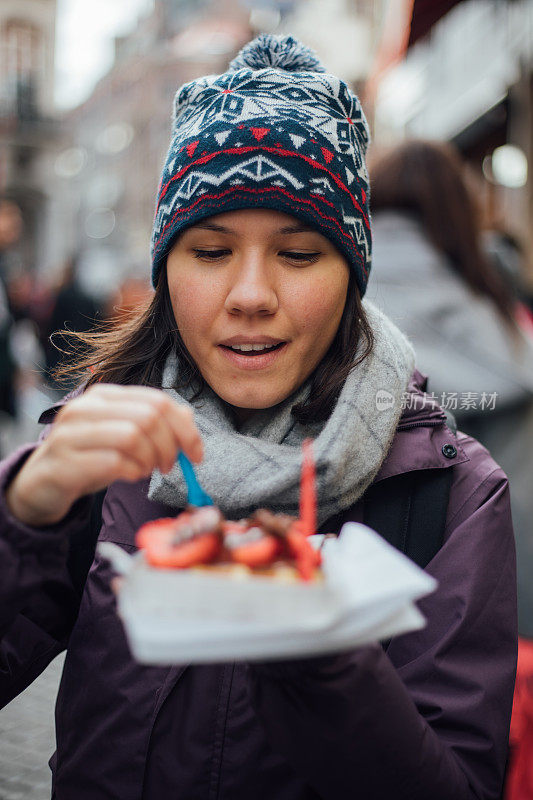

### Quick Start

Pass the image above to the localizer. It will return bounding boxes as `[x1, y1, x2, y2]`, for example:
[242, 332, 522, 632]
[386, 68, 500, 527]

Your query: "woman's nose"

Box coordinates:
[224, 255, 279, 317]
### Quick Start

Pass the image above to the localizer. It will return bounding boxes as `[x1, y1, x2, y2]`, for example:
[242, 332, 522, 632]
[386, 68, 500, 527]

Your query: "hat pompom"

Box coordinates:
[229, 34, 326, 74]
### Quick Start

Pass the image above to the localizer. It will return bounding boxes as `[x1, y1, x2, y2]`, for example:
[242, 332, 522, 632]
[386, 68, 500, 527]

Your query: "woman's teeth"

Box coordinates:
[229, 343, 279, 354]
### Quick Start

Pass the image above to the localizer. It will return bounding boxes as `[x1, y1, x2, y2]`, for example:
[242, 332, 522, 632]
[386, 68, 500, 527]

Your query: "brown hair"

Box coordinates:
[369, 139, 517, 327]
[54, 266, 374, 424]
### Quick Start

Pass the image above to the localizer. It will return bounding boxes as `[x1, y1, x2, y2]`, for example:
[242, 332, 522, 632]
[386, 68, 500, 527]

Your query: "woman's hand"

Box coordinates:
[5, 384, 203, 527]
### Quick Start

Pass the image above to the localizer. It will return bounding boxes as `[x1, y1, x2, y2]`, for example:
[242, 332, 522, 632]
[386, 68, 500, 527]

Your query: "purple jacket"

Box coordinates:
[0, 371, 517, 800]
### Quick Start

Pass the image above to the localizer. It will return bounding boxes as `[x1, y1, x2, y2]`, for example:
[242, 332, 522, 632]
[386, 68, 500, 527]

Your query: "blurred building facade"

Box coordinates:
[0, 0, 58, 273]
[54, 0, 253, 300]
[283, 0, 385, 93]
[51, 0, 386, 300]
[372, 0, 533, 285]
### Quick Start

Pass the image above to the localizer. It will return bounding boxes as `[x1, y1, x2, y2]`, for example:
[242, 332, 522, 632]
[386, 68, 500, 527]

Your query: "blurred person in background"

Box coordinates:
[7, 269, 48, 387]
[104, 275, 153, 321]
[368, 139, 533, 634]
[484, 227, 526, 301]
[483, 227, 533, 331]
[44, 255, 100, 394]
[0, 199, 23, 451]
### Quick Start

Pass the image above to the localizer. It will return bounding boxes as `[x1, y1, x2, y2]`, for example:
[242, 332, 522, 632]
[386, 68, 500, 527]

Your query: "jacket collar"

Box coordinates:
[38, 385, 84, 425]
[374, 369, 469, 483]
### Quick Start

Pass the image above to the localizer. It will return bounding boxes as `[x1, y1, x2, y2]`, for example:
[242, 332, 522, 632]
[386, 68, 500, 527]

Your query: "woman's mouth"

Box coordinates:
[218, 341, 287, 370]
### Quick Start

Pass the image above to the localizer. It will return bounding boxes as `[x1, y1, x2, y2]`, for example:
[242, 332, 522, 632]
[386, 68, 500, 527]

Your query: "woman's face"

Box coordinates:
[166, 208, 349, 420]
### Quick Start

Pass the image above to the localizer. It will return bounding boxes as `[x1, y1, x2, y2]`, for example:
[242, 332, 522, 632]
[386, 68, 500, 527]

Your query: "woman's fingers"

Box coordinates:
[92, 385, 203, 461]
[163, 404, 204, 464]
[52, 447, 155, 494]
[7, 384, 206, 527]
[50, 420, 171, 476]
[59, 384, 204, 465]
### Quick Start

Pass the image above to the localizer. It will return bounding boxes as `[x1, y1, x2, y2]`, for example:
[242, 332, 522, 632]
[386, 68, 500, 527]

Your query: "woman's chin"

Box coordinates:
[219, 388, 297, 419]
[226, 394, 288, 412]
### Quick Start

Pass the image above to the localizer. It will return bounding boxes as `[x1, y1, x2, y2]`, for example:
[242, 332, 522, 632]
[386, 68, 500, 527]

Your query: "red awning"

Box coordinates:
[408, 0, 464, 46]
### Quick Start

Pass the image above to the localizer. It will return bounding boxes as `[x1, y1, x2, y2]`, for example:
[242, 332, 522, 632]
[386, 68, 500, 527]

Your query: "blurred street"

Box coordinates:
[0, 383, 62, 800]
[0, 655, 64, 800]
[0, 381, 52, 455]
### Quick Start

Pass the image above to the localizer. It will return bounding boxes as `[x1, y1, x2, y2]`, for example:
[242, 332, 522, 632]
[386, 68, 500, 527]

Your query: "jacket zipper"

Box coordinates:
[397, 419, 444, 432]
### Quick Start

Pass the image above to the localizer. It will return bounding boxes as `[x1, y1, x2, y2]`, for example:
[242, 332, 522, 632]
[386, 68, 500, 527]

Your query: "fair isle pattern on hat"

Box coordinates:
[151, 35, 372, 295]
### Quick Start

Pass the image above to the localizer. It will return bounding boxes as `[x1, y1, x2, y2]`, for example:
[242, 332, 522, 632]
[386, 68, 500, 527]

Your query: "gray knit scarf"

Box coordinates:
[148, 301, 415, 525]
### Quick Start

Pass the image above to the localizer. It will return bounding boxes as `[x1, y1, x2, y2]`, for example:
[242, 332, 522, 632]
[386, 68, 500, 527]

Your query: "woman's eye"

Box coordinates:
[280, 251, 321, 264]
[192, 248, 230, 261]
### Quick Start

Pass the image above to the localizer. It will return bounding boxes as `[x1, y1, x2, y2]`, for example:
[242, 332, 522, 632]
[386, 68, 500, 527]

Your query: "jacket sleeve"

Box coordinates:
[0, 443, 93, 708]
[248, 459, 517, 800]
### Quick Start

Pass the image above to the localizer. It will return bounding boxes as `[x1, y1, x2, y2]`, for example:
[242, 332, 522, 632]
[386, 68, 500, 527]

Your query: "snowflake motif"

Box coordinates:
[172, 69, 369, 164]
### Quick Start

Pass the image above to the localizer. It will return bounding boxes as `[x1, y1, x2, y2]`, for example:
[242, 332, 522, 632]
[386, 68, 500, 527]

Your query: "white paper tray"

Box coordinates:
[98, 523, 437, 664]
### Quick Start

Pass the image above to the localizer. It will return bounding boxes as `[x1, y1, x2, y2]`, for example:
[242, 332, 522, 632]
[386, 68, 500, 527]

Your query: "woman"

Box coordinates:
[0, 37, 516, 800]
[367, 139, 533, 638]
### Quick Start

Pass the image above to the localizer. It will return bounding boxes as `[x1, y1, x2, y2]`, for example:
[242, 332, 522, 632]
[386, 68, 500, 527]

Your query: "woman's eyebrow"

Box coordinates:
[278, 224, 315, 234]
[190, 223, 231, 233]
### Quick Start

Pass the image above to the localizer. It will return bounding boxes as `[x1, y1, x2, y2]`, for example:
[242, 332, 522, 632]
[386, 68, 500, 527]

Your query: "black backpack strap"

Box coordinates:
[363, 466, 453, 570]
[364, 410, 457, 568]
[406, 467, 452, 567]
[363, 472, 416, 557]
[364, 466, 453, 651]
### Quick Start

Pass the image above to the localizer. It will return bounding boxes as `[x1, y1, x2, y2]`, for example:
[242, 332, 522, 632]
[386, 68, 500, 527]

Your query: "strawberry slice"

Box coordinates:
[136, 511, 222, 568]
[223, 521, 281, 568]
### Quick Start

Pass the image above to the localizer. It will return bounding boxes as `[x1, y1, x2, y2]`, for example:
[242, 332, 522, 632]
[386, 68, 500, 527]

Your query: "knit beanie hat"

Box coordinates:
[151, 34, 371, 296]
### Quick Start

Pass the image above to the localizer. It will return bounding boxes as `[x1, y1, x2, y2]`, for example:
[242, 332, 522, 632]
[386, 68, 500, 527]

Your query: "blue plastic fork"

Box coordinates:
[177, 451, 213, 507]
